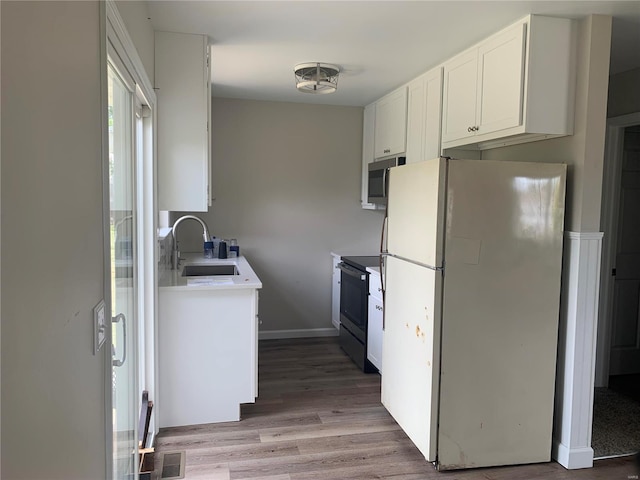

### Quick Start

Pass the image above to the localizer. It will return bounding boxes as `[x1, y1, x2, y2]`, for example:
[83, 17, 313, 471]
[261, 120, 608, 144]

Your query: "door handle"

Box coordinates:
[382, 167, 388, 199]
[112, 313, 127, 367]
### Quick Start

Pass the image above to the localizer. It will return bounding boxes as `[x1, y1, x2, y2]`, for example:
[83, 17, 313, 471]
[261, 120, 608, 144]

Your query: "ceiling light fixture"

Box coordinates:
[294, 62, 340, 94]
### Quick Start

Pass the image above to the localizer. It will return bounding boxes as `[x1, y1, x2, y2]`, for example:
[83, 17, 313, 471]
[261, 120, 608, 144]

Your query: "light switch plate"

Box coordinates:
[94, 300, 106, 355]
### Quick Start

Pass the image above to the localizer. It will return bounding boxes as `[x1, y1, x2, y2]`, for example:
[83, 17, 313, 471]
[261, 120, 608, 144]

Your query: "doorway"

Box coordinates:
[593, 114, 640, 459]
[104, 3, 158, 478]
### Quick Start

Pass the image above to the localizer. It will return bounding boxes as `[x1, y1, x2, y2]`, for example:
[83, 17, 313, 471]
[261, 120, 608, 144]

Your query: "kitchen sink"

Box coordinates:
[182, 264, 239, 277]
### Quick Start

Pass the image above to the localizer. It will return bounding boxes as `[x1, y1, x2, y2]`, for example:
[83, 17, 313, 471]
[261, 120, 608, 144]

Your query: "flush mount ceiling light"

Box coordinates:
[294, 62, 340, 94]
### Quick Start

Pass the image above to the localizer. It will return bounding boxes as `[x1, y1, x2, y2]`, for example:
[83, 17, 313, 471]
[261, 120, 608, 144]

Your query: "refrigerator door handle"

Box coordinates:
[380, 254, 386, 331]
[387, 253, 443, 272]
[382, 167, 388, 199]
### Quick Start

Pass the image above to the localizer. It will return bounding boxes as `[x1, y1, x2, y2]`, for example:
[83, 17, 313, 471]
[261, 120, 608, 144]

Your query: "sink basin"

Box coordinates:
[182, 264, 238, 277]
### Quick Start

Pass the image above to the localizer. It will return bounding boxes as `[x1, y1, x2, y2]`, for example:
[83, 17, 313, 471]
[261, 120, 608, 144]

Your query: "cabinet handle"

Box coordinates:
[384, 148, 390, 154]
[468, 126, 479, 133]
[468, 127, 473, 133]
[376, 305, 383, 311]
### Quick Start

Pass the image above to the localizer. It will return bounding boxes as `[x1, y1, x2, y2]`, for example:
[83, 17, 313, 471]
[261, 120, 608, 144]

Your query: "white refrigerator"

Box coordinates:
[381, 157, 566, 471]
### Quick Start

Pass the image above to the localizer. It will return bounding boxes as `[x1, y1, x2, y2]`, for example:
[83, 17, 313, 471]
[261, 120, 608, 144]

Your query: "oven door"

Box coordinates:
[338, 262, 368, 342]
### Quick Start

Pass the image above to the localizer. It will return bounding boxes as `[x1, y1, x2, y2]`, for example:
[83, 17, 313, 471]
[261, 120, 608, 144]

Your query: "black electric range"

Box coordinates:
[337, 255, 380, 373]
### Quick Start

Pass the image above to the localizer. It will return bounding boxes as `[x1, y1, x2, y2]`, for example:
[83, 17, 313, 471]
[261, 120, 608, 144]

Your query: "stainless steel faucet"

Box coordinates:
[171, 215, 211, 269]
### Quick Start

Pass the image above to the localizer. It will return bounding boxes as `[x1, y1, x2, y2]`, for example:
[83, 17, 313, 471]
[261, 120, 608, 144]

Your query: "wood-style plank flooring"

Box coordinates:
[155, 337, 638, 479]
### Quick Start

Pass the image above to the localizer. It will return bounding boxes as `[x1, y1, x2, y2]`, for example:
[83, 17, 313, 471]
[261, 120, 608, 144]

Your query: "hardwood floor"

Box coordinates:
[155, 337, 638, 480]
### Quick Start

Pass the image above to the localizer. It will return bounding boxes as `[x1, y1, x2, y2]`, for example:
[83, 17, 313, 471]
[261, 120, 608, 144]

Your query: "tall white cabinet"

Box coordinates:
[406, 67, 443, 164]
[155, 31, 211, 212]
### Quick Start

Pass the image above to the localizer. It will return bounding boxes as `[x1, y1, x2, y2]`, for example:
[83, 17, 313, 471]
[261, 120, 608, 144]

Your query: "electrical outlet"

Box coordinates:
[94, 300, 106, 354]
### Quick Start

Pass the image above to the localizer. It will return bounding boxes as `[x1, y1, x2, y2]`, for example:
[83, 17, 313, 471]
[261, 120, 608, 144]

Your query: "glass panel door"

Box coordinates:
[108, 61, 138, 479]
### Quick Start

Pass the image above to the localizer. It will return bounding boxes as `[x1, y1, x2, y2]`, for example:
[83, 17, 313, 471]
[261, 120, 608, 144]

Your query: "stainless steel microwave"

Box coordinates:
[367, 156, 406, 205]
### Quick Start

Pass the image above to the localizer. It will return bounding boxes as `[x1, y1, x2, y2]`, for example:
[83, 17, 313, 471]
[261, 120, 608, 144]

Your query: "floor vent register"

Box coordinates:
[159, 450, 186, 480]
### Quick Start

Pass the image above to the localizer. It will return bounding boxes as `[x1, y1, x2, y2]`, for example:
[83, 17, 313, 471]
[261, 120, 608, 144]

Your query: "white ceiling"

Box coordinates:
[147, 1, 640, 107]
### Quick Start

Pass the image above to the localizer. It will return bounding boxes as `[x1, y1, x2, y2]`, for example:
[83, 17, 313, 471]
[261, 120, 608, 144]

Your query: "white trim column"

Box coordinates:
[553, 231, 603, 469]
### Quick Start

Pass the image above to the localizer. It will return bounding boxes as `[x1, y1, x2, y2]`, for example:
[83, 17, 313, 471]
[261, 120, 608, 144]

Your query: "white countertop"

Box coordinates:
[159, 253, 262, 291]
[366, 266, 381, 276]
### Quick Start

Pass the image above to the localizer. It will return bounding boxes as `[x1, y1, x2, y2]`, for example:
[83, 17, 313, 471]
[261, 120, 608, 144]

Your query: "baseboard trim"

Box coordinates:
[259, 328, 339, 340]
[553, 439, 594, 469]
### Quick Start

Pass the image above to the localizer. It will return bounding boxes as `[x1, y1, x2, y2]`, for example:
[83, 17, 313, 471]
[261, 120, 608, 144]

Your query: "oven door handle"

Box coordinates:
[338, 262, 366, 281]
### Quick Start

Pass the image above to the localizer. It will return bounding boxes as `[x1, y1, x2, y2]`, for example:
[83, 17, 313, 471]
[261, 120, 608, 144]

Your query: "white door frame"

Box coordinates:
[103, 1, 158, 477]
[595, 111, 640, 387]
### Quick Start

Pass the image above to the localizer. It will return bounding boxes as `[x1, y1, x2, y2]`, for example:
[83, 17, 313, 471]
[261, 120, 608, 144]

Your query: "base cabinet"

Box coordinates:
[367, 270, 383, 372]
[331, 254, 341, 329]
[158, 288, 258, 427]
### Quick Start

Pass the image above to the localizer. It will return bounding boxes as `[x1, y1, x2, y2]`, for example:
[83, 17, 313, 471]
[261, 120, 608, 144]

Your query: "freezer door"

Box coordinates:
[381, 255, 442, 462]
[387, 158, 446, 268]
[437, 159, 566, 470]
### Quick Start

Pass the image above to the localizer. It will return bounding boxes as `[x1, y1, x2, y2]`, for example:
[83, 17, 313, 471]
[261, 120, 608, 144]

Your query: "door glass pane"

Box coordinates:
[108, 62, 138, 479]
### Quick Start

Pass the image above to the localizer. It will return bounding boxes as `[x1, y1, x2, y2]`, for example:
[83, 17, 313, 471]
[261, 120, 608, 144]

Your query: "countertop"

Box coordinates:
[366, 266, 381, 276]
[159, 253, 262, 291]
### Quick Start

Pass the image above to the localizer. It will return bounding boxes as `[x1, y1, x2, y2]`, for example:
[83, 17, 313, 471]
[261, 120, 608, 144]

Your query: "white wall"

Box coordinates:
[114, 0, 155, 85]
[174, 97, 384, 334]
[1, 2, 107, 478]
[608, 67, 640, 118]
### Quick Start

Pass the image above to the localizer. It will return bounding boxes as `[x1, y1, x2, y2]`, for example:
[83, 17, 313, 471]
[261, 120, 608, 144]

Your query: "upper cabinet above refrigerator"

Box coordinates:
[441, 15, 576, 151]
[405, 67, 443, 165]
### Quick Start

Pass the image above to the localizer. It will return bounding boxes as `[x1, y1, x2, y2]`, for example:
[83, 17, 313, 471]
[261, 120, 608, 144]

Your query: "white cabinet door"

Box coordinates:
[441, 49, 478, 144]
[476, 22, 526, 136]
[442, 25, 525, 146]
[374, 87, 407, 158]
[156, 31, 211, 212]
[367, 294, 383, 372]
[406, 67, 443, 164]
[331, 254, 341, 329]
[442, 16, 573, 150]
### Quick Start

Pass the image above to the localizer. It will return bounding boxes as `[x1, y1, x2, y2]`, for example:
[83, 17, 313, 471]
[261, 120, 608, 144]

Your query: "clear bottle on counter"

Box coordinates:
[229, 238, 239, 257]
[211, 236, 221, 258]
[203, 241, 214, 259]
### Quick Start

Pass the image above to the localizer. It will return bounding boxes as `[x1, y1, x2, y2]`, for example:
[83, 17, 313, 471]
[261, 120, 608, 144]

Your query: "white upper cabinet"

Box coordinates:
[155, 31, 211, 212]
[406, 67, 443, 164]
[374, 87, 408, 159]
[442, 15, 575, 150]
